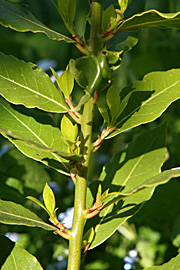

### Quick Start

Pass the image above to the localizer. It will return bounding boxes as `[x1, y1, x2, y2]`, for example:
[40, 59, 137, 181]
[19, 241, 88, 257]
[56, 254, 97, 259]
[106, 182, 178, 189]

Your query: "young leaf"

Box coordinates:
[59, 69, 74, 98]
[0, 234, 44, 270]
[83, 227, 95, 247]
[0, 199, 55, 231]
[118, 0, 132, 13]
[57, 0, 76, 33]
[61, 115, 78, 143]
[86, 122, 167, 249]
[43, 183, 56, 217]
[107, 69, 180, 139]
[118, 9, 180, 32]
[26, 196, 50, 216]
[0, 0, 74, 43]
[0, 52, 67, 113]
[106, 85, 121, 124]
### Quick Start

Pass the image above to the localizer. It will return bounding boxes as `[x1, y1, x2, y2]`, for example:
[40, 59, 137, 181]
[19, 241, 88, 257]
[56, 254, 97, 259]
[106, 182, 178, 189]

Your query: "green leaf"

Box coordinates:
[118, 0, 132, 13]
[0, 148, 50, 203]
[61, 115, 78, 143]
[108, 69, 180, 139]
[143, 253, 180, 270]
[0, 199, 55, 230]
[0, 52, 67, 113]
[97, 101, 110, 125]
[26, 196, 49, 214]
[106, 85, 120, 124]
[0, 234, 44, 269]
[69, 56, 102, 95]
[0, 98, 71, 175]
[57, 0, 76, 33]
[0, 127, 83, 162]
[0, 0, 74, 43]
[59, 70, 74, 98]
[86, 123, 167, 249]
[102, 4, 116, 32]
[118, 9, 180, 32]
[43, 183, 56, 217]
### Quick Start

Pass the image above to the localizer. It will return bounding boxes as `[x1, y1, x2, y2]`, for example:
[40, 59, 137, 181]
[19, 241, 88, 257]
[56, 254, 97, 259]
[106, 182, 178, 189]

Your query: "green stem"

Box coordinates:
[89, 0, 103, 55]
[67, 99, 94, 270]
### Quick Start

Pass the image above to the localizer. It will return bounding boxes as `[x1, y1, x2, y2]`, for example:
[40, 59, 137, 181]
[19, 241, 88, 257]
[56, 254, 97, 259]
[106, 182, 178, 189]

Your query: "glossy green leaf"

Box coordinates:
[118, 10, 180, 32]
[69, 56, 102, 95]
[57, 0, 76, 33]
[0, 199, 55, 230]
[43, 183, 56, 216]
[0, 0, 74, 43]
[0, 52, 67, 113]
[0, 148, 50, 203]
[0, 234, 44, 269]
[0, 98, 71, 175]
[61, 115, 78, 143]
[106, 85, 120, 124]
[86, 123, 167, 249]
[0, 127, 83, 162]
[143, 253, 180, 270]
[107, 69, 180, 139]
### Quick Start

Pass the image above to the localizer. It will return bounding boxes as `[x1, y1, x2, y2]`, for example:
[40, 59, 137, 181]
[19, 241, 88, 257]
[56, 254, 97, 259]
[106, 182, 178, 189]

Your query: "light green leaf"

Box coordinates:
[0, 0, 74, 43]
[143, 253, 180, 270]
[43, 183, 56, 217]
[61, 115, 78, 143]
[107, 69, 180, 139]
[118, 9, 180, 32]
[26, 196, 49, 214]
[58, 0, 76, 33]
[59, 70, 74, 98]
[0, 127, 83, 163]
[0, 199, 55, 230]
[106, 85, 120, 124]
[86, 123, 167, 249]
[0, 234, 44, 270]
[0, 98, 70, 175]
[118, 0, 132, 13]
[0, 52, 68, 113]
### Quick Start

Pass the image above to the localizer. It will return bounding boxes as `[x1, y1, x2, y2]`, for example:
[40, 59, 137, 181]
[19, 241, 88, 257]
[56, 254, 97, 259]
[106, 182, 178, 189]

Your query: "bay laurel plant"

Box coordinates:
[0, 0, 180, 269]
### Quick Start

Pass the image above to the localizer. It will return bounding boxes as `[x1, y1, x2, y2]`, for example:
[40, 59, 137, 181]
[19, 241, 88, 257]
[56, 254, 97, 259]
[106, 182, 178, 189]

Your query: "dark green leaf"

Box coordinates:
[0, 52, 67, 113]
[0, 0, 74, 43]
[118, 10, 180, 32]
[86, 123, 167, 249]
[102, 4, 116, 32]
[58, 0, 76, 33]
[108, 69, 180, 139]
[143, 253, 180, 270]
[0, 234, 44, 269]
[0, 199, 55, 230]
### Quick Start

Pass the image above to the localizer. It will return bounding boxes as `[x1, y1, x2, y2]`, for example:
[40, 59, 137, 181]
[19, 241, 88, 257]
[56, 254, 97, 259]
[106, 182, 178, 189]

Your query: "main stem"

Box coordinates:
[67, 99, 94, 270]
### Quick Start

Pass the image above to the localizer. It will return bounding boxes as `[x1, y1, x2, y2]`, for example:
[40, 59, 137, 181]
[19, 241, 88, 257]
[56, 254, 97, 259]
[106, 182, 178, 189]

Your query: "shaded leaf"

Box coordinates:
[86, 123, 167, 249]
[58, 0, 76, 33]
[0, 199, 55, 230]
[143, 253, 180, 270]
[0, 148, 50, 203]
[118, 9, 180, 32]
[107, 69, 180, 139]
[106, 85, 120, 124]
[0, 99, 70, 175]
[0, 0, 74, 43]
[97, 101, 110, 125]
[0, 234, 44, 269]
[102, 4, 116, 32]
[0, 52, 67, 113]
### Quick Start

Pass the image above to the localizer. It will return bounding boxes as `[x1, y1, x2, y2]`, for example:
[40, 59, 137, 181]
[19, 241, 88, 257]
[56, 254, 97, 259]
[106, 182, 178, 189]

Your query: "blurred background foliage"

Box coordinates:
[1, 0, 180, 269]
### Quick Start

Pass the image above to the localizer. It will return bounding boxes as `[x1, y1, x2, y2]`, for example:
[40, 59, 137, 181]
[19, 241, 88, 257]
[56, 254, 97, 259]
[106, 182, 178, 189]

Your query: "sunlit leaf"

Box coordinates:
[143, 253, 180, 270]
[0, 0, 74, 43]
[0, 52, 67, 113]
[43, 183, 56, 216]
